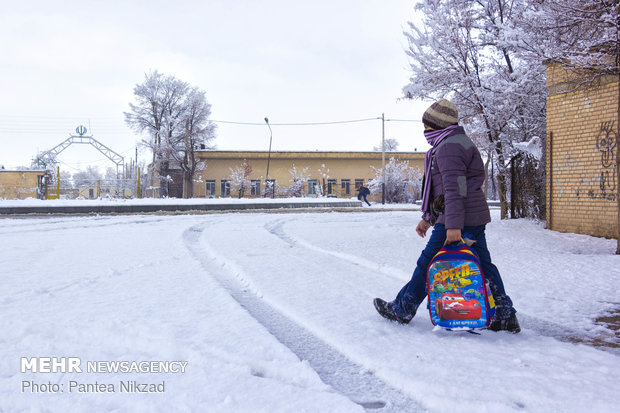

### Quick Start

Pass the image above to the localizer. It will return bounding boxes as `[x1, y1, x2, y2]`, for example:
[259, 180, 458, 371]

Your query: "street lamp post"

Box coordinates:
[264, 117, 274, 198]
[381, 113, 385, 204]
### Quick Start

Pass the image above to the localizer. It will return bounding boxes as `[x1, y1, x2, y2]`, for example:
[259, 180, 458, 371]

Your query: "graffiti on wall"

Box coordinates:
[593, 121, 617, 201]
[568, 121, 619, 201]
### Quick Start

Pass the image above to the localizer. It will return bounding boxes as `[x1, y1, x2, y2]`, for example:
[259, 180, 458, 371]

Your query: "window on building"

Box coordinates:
[308, 179, 318, 195]
[327, 179, 337, 196]
[250, 180, 261, 196]
[205, 180, 216, 197]
[355, 179, 364, 190]
[341, 179, 351, 195]
[220, 180, 231, 197]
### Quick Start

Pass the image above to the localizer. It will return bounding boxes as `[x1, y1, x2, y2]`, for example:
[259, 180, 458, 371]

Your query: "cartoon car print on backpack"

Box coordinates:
[435, 292, 482, 321]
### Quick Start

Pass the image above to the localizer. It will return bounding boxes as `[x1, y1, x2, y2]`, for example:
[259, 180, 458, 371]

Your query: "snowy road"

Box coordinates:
[1, 210, 619, 412]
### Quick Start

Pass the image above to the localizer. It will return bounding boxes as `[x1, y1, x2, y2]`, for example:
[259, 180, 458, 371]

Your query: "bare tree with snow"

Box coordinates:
[229, 160, 252, 198]
[368, 157, 422, 203]
[403, 0, 547, 218]
[284, 164, 310, 197]
[524, 0, 619, 78]
[373, 138, 400, 152]
[171, 88, 217, 198]
[72, 165, 102, 187]
[125, 71, 216, 198]
[317, 164, 330, 196]
[59, 170, 73, 189]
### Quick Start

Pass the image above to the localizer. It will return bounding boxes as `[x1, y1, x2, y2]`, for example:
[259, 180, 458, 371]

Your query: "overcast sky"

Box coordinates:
[0, 0, 430, 171]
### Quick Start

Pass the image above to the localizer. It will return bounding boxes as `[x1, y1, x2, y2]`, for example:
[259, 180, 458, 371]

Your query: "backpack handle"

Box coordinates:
[443, 237, 465, 247]
[443, 234, 476, 249]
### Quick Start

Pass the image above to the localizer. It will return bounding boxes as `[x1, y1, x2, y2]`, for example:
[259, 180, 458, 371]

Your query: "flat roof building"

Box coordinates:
[0, 170, 47, 200]
[185, 150, 425, 200]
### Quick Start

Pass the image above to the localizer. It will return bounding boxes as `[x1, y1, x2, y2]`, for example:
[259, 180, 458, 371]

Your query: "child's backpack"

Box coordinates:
[426, 239, 495, 330]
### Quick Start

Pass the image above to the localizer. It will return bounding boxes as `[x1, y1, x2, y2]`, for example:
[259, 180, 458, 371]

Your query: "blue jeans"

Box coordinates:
[391, 224, 515, 320]
[358, 193, 370, 206]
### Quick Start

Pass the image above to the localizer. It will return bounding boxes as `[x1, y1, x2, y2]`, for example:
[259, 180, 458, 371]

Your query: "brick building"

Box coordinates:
[545, 63, 618, 238]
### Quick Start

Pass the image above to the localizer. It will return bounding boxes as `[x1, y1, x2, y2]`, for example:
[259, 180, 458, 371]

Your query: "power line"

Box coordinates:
[386, 118, 422, 123]
[0, 115, 422, 134]
[0, 115, 123, 120]
[211, 117, 382, 126]
[0, 114, 422, 126]
[0, 129, 130, 133]
[205, 116, 422, 126]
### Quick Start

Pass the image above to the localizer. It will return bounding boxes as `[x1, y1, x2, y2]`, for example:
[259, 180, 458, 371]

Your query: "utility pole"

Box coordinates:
[264, 117, 274, 198]
[381, 113, 385, 205]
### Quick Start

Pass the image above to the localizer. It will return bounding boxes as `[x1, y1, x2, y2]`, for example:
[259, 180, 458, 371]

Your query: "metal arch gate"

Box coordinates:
[38, 135, 124, 176]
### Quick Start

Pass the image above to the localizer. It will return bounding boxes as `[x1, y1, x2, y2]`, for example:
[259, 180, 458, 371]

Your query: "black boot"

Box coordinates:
[488, 314, 521, 333]
[373, 298, 412, 325]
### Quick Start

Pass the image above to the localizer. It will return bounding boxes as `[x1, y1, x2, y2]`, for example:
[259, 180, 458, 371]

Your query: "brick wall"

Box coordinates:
[546, 63, 618, 238]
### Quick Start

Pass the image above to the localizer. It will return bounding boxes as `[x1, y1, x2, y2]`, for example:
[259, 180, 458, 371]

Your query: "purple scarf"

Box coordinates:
[421, 125, 464, 218]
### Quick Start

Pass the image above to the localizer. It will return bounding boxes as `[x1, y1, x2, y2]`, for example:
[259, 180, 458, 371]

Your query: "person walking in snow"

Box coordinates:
[357, 185, 371, 206]
[373, 99, 520, 333]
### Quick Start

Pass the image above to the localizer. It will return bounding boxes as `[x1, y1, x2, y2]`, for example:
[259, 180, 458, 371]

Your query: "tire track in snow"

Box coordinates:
[183, 224, 427, 413]
[262, 219, 397, 299]
[263, 219, 411, 283]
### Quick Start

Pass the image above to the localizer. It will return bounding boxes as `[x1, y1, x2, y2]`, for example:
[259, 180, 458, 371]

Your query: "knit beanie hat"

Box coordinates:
[422, 99, 459, 130]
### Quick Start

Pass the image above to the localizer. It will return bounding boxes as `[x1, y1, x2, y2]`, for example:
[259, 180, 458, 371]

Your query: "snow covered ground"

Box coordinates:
[0, 207, 618, 412]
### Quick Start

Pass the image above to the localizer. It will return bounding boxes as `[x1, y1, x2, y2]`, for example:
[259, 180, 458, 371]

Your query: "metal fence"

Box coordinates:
[46, 178, 143, 199]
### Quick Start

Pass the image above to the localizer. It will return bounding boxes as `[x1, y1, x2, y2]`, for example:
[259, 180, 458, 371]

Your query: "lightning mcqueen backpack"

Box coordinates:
[426, 240, 495, 330]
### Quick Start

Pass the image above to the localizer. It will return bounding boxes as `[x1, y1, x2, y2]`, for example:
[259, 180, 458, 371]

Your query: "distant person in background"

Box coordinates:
[357, 185, 371, 206]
